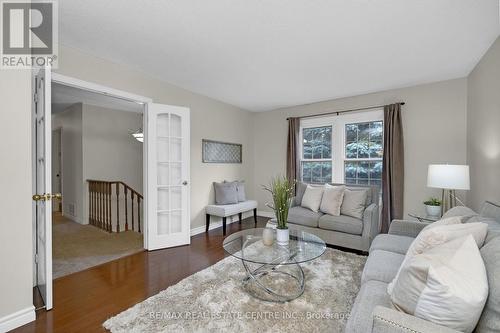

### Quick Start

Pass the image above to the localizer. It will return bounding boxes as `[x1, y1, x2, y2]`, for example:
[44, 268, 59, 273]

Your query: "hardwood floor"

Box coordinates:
[13, 217, 269, 333]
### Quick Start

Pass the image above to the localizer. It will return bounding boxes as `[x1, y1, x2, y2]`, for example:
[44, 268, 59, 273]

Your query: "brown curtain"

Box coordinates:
[286, 117, 300, 186]
[381, 103, 404, 233]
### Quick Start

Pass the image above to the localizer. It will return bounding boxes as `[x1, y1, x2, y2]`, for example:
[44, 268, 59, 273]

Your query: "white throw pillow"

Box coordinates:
[340, 188, 368, 219]
[300, 185, 324, 212]
[390, 235, 489, 333]
[320, 184, 345, 216]
[388, 218, 488, 294]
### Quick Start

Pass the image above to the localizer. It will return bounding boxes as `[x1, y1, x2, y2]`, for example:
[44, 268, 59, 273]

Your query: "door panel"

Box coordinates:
[33, 67, 52, 309]
[147, 103, 190, 250]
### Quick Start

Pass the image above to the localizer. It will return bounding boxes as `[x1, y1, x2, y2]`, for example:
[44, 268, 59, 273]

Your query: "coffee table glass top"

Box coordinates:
[223, 228, 326, 265]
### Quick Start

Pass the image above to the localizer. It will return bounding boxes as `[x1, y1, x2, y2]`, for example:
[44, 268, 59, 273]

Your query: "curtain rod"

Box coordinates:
[286, 102, 405, 121]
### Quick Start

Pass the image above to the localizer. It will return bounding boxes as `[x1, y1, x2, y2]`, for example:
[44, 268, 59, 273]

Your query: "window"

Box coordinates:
[301, 126, 332, 183]
[344, 121, 383, 186]
[299, 110, 383, 186]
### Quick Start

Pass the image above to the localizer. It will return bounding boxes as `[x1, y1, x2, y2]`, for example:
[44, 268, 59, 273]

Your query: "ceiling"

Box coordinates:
[52, 83, 143, 114]
[59, 0, 500, 111]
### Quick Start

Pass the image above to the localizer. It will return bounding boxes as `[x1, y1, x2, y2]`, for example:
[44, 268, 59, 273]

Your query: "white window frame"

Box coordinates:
[299, 109, 383, 184]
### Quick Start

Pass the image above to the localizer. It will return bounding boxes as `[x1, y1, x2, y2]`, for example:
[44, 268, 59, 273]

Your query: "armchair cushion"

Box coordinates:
[370, 234, 414, 255]
[287, 206, 323, 228]
[345, 280, 392, 333]
[318, 214, 363, 235]
[388, 220, 429, 238]
[372, 306, 460, 333]
[361, 250, 405, 284]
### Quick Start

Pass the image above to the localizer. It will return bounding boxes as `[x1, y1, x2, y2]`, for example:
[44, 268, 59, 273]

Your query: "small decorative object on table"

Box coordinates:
[262, 227, 274, 246]
[262, 175, 294, 246]
[423, 197, 442, 217]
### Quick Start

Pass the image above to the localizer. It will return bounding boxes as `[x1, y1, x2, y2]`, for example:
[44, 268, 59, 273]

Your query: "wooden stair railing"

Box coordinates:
[87, 180, 143, 233]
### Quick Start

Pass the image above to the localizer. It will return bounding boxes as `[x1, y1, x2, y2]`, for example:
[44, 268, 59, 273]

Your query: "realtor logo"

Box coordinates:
[1, 0, 58, 68]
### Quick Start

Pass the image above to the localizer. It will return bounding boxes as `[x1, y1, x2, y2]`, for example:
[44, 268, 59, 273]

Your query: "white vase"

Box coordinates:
[276, 228, 289, 246]
[425, 204, 441, 217]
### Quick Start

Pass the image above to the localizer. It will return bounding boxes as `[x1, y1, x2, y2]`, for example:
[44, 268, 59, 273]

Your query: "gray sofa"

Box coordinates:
[284, 182, 380, 252]
[345, 201, 500, 333]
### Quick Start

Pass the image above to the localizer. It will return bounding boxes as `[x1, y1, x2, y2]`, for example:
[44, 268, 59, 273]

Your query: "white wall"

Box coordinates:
[0, 71, 35, 328]
[52, 103, 84, 223]
[253, 78, 468, 218]
[467, 36, 500, 211]
[82, 104, 143, 231]
[54, 45, 256, 229]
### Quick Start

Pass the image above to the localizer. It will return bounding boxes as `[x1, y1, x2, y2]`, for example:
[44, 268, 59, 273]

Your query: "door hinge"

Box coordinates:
[35, 253, 39, 264]
[34, 92, 39, 103]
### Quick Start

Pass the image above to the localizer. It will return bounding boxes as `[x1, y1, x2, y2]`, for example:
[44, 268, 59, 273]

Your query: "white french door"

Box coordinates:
[146, 103, 190, 250]
[32, 67, 53, 309]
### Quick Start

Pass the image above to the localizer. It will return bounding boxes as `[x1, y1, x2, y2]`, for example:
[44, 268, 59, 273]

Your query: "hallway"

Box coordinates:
[53, 213, 143, 279]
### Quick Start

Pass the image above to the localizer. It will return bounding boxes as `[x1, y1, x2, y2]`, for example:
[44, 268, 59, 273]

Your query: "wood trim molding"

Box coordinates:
[0, 306, 35, 332]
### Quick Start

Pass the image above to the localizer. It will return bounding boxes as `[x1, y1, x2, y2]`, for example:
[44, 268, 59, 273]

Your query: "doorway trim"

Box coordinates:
[50, 73, 153, 249]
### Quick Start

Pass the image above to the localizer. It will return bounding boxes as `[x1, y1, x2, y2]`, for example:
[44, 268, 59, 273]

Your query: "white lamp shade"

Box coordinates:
[427, 164, 470, 190]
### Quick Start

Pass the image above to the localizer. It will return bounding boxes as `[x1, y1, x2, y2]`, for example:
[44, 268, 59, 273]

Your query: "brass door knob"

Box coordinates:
[52, 193, 62, 200]
[32, 194, 43, 201]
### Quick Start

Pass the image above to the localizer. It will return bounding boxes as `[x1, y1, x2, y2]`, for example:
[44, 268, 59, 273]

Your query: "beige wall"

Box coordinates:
[52, 103, 84, 223]
[0, 71, 34, 321]
[253, 79, 468, 218]
[467, 37, 500, 211]
[55, 46, 255, 229]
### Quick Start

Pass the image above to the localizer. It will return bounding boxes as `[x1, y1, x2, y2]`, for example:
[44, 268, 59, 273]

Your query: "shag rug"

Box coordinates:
[103, 248, 366, 332]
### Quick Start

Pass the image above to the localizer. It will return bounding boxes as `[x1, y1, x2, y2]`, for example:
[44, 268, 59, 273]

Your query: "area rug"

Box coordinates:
[103, 248, 366, 332]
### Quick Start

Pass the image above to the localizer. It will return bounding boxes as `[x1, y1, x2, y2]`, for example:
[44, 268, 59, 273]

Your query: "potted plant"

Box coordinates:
[424, 197, 442, 217]
[263, 176, 294, 246]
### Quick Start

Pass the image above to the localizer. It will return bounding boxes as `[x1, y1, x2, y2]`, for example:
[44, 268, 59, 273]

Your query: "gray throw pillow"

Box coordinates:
[341, 188, 368, 219]
[224, 180, 246, 202]
[295, 181, 307, 205]
[214, 182, 238, 205]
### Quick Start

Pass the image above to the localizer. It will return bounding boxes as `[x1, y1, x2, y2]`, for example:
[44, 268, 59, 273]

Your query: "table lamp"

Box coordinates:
[427, 164, 470, 215]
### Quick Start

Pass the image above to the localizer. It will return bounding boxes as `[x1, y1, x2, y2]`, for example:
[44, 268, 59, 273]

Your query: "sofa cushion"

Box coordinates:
[301, 185, 324, 212]
[361, 250, 405, 284]
[370, 234, 414, 255]
[318, 214, 363, 235]
[467, 216, 500, 244]
[345, 280, 392, 333]
[480, 201, 500, 222]
[319, 184, 345, 216]
[206, 200, 257, 217]
[213, 181, 238, 205]
[476, 236, 500, 333]
[287, 206, 323, 228]
[442, 205, 478, 222]
[341, 188, 368, 219]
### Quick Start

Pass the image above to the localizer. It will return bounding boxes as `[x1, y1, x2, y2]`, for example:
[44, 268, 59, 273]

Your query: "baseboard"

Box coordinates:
[0, 306, 35, 333]
[190, 212, 275, 236]
[257, 210, 275, 218]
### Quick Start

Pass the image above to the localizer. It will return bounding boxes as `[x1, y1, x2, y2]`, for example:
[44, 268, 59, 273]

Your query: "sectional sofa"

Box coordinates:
[345, 201, 500, 333]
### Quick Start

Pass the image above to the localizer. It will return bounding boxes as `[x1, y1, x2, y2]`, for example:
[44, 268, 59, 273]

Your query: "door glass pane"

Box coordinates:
[158, 213, 169, 235]
[171, 114, 181, 137]
[157, 138, 169, 162]
[171, 211, 182, 233]
[158, 189, 169, 211]
[157, 114, 169, 137]
[170, 163, 182, 185]
[170, 138, 181, 162]
[157, 164, 169, 185]
[170, 187, 182, 210]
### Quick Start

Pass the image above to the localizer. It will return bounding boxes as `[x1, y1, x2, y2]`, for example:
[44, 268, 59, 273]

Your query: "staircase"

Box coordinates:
[87, 180, 143, 233]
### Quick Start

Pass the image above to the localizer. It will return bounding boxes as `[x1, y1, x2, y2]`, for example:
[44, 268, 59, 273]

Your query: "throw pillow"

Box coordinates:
[390, 235, 489, 333]
[295, 181, 307, 206]
[340, 188, 368, 219]
[442, 205, 478, 222]
[319, 184, 345, 216]
[213, 182, 238, 205]
[387, 218, 488, 294]
[301, 185, 324, 212]
[223, 180, 246, 202]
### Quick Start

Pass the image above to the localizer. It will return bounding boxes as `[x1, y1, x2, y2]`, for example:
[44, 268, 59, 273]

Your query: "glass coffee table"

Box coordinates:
[223, 228, 326, 302]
